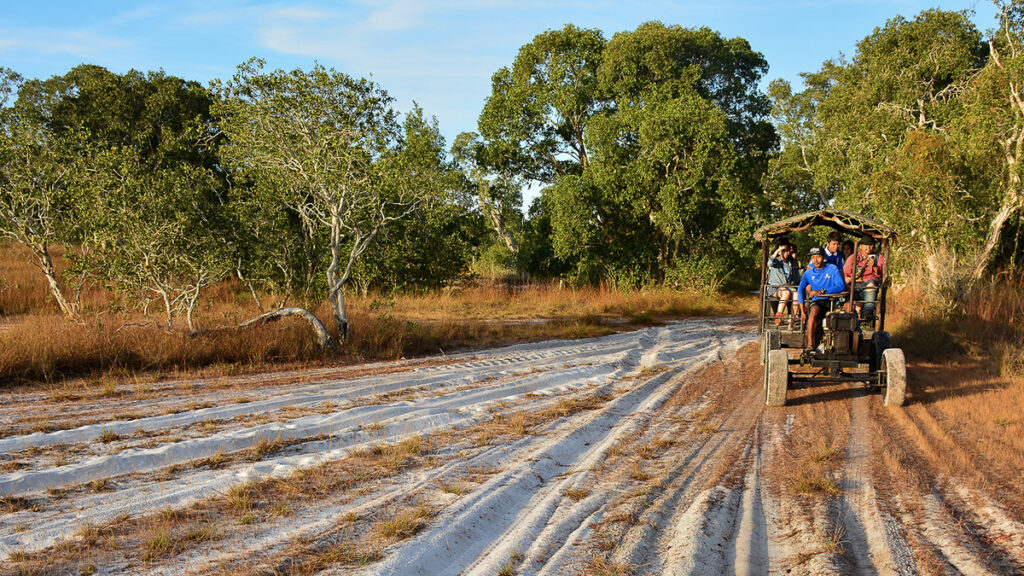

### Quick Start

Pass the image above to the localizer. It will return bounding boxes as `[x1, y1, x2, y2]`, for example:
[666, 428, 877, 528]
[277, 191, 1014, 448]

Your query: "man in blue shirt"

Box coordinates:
[798, 246, 846, 351]
[806, 231, 845, 270]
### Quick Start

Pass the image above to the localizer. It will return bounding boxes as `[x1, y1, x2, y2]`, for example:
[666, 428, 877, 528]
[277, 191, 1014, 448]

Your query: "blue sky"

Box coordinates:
[0, 0, 999, 147]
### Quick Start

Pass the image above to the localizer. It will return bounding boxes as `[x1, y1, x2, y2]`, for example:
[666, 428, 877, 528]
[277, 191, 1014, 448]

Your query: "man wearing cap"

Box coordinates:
[843, 236, 884, 318]
[798, 246, 846, 352]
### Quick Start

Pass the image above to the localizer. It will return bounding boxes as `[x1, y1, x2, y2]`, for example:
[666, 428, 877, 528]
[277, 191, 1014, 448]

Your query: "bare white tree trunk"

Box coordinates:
[237, 267, 265, 313]
[28, 242, 78, 319]
[183, 281, 204, 332]
[481, 196, 519, 253]
[238, 306, 336, 351]
[159, 287, 173, 330]
[971, 186, 1021, 282]
[326, 211, 350, 342]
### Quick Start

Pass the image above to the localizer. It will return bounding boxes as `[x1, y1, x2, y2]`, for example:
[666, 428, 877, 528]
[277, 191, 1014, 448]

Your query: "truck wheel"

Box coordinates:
[869, 331, 891, 373]
[766, 349, 789, 407]
[881, 348, 906, 407]
[760, 330, 780, 366]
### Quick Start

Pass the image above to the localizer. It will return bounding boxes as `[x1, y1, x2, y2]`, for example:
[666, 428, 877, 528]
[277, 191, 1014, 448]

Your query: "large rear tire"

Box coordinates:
[869, 331, 891, 373]
[881, 348, 906, 407]
[766, 349, 789, 407]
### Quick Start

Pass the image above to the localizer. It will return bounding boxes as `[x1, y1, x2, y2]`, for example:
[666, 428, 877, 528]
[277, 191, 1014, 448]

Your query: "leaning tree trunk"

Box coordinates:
[971, 184, 1021, 284]
[326, 213, 351, 343]
[239, 307, 336, 351]
[29, 241, 78, 319]
[191, 307, 336, 351]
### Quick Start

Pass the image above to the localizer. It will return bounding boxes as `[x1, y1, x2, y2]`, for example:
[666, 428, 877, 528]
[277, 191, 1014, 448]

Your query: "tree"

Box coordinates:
[352, 107, 477, 292]
[14, 65, 219, 171]
[477, 24, 607, 184]
[770, 9, 989, 292]
[3, 65, 231, 323]
[0, 68, 82, 318]
[765, 72, 840, 213]
[215, 59, 423, 342]
[463, 25, 607, 261]
[78, 145, 229, 330]
[533, 22, 774, 284]
[961, 0, 1024, 281]
[451, 132, 523, 255]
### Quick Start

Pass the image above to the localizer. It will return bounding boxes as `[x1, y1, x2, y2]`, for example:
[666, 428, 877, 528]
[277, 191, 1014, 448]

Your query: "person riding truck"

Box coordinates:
[844, 235, 884, 318]
[798, 246, 846, 354]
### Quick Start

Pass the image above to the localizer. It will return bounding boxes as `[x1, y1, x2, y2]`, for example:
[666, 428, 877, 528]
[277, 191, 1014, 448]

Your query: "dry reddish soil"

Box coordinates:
[0, 318, 1020, 575]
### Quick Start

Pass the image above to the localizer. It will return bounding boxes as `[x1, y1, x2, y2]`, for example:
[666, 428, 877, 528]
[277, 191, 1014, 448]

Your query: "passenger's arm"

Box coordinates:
[829, 272, 847, 296]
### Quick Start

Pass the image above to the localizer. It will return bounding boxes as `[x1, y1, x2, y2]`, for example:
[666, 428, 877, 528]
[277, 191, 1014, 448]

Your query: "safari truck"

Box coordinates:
[755, 209, 906, 407]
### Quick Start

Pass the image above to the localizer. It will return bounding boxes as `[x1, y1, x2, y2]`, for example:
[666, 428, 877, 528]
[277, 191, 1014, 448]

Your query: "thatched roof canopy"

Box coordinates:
[754, 209, 897, 243]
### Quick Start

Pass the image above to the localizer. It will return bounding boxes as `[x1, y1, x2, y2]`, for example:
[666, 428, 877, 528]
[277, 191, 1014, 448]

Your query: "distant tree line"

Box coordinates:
[1, 4, 1022, 343]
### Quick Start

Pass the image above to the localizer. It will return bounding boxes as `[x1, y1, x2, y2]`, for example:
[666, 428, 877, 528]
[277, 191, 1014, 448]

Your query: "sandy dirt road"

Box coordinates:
[0, 318, 1021, 575]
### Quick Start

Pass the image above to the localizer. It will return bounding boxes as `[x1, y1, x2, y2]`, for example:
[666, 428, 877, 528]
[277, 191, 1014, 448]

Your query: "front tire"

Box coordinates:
[881, 348, 906, 407]
[766, 349, 789, 407]
[760, 330, 780, 366]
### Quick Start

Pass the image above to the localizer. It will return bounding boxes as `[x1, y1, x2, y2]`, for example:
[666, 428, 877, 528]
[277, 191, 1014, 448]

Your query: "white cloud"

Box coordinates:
[363, 0, 430, 32]
[0, 28, 128, 58]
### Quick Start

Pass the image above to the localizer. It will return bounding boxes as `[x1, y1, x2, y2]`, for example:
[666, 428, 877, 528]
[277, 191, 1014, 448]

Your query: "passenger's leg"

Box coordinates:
[806, 302, 823, 350]
[777, 289, 791, 316]
[859, 281, 878, 318]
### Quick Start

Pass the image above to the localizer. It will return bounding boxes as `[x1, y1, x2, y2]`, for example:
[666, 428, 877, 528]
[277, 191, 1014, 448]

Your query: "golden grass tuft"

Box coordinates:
[224, 480, 256, 513]
[436, 478, 470, 495]
[140, 530, 174, 561]
[371, 503, 433, 542]
[582, 556, 636, 576]
[0, 495, 33, 512]
[97, 427, 121, 443]
[565, 487, 589, 501]
[248, 433, 286, 461]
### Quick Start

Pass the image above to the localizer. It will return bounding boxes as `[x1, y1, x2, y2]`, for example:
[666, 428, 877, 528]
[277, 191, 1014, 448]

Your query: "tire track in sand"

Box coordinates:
[836, 389, 917, 576]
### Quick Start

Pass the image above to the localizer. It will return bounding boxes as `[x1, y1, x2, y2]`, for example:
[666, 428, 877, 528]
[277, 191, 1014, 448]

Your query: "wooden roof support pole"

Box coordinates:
[759, 238, 769, 332]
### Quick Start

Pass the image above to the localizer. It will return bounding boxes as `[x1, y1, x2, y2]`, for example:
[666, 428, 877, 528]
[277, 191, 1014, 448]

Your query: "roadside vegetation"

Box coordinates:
[0, 243, 748, 385]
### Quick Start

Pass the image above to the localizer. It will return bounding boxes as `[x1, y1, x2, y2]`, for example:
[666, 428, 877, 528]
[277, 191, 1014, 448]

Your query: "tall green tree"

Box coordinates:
[489, 22, 775, 284]
[215, 59, 427, 342]
[477, 24, 606, 184]
[352, 106, 477, 292]
[0, 68, 83, 318]
[4, 65, 230, 323]
[78, 145, 229, 330]
[770, 9, 989, 292]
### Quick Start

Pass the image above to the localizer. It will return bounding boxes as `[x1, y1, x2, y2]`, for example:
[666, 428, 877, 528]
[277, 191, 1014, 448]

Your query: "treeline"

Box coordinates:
[2, 5, 1023, 344]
